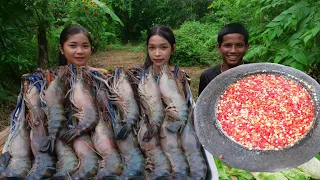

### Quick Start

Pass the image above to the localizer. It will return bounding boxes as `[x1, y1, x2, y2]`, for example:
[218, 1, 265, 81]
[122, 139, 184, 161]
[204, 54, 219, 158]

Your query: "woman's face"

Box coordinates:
[60, 33, 92, 66]
[147, 35, 175, 68]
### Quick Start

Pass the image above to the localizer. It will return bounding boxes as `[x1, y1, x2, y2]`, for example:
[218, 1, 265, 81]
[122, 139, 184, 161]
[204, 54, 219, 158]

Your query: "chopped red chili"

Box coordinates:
[217, 74, 314, 150]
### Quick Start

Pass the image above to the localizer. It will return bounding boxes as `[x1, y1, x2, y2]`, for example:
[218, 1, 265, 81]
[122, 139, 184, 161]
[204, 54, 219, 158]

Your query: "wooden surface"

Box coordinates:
[0, 127, 9, 152]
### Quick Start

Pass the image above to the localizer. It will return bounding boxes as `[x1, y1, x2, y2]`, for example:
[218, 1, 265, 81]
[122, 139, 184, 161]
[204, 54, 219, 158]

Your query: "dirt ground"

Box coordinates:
[0, 50, 209, 131]
[89, 50, 145, 70]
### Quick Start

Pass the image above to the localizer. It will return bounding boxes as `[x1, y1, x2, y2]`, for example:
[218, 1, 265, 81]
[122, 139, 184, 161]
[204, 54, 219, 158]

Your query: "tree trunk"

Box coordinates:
[37, 23, 48, 69]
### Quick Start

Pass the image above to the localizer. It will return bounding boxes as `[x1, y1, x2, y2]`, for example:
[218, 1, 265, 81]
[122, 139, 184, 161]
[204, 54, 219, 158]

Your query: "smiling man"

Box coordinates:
[198, 23, 250, 95]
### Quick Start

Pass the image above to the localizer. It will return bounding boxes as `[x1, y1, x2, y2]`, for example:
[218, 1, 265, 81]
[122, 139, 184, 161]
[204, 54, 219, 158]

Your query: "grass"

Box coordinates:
[106, 43, 145, 52]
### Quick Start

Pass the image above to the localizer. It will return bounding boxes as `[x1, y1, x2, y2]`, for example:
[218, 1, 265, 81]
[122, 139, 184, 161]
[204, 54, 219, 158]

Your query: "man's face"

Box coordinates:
[217, 33, 249, 67]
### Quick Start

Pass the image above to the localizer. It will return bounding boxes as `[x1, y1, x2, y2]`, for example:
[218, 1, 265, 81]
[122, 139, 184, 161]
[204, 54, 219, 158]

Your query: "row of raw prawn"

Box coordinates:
[0, 64, 207, 180]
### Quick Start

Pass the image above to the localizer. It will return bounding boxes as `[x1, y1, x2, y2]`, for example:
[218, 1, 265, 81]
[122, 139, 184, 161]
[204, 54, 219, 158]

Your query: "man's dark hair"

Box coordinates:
[217, 23, 249, 45]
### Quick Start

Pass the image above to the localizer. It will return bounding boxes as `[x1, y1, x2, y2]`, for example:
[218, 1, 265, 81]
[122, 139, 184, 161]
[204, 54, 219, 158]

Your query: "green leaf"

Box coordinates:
[285, 1, 309, 14]
[230, 168, 255, 180]
[276, 27, 283, 37]
[251, 172, 289, 180]
[299, 11, 314, 29]
[244, 45, 266, 59]
[92, 0, 123, 26]
[61, 18, 70, 22]
[208, 3, 214, 9]
[281, 168, 308, 180]
[289, 39, 300, 47]
[297, 158, 320, 179]
[273, 14, 286, 22]
[266, 22, 279, 28]
[214, 158, 233, 180]
[291, 18, 298, 30]
[283, 58, 295, 66]
[303, 33, 313, 44]
[291, 51, 308, 66]
[290, 61, 305, 71]
[311, 24, 320, 36]
[274, 55, 283, 63]
[269, 30, 277, 40]
[284, 18, 291, 29]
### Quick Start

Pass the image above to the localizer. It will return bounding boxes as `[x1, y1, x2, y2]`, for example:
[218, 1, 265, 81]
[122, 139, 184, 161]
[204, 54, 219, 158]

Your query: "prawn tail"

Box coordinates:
[114, 124, 131, 140]
[148, 169, 171, 180]
[25, 153, 57, 180]
[95, 174, 120, 180]
[127, 175, 145, 180]
[153, 175, 172, 180]
[51, 170, 74, 180]
[61, 129, 78, 143]
[39, 136, 55, 154]
[172, 172, 190, 180]
[165, 121, 183, 133]
[179, 123, 186, 134]
[142, 125, 158, 142]
[0, 168, 26, 179]
[0, 151, 11, 168]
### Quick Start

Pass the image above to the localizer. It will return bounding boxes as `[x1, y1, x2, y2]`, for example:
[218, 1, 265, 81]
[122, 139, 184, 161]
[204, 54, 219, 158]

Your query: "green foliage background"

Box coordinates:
[172, 22, 219, 66]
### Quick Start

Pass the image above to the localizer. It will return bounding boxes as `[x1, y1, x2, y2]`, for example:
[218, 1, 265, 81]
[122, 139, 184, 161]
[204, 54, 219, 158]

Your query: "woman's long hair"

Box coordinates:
[143, 25, 176, 69]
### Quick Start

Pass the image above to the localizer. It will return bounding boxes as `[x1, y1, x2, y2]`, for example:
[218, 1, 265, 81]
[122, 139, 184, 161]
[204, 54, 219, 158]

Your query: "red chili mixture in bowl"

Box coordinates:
[217, 74, 315, 150]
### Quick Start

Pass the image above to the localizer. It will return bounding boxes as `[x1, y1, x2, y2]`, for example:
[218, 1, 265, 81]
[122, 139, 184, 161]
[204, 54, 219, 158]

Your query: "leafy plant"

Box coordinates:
[246, 0, 320, 72]
[109, 0, 212, 43]
[0, 0, 123, 102]
[59, 0, 122, 52]
[203, 0, 257, 29]
[172, 22, 220, 66]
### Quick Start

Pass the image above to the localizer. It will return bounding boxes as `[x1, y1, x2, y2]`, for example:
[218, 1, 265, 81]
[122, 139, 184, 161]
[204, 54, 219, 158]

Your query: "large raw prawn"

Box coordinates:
[137, 70, 164, 142]
[109, 96, 145, 179]
[71, 134, 99, 179]
[0, 96, 32, 179]
[92, 81, 122, 179]
[181, 111, 207, 180]
[23, 77, 56, 179]
[61, 67, 98, 143]
[106, 67, 139, 140]
[178, 69, 207, 180]
[160, 118, 190, 180]
[40, 68, 68, 153]
[24, 76, 47, 156]
[159, 65, 188, 133]
[93, 118, 123, 179]
[51, 130, 78, 179]
[138, 116, 171, 180]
